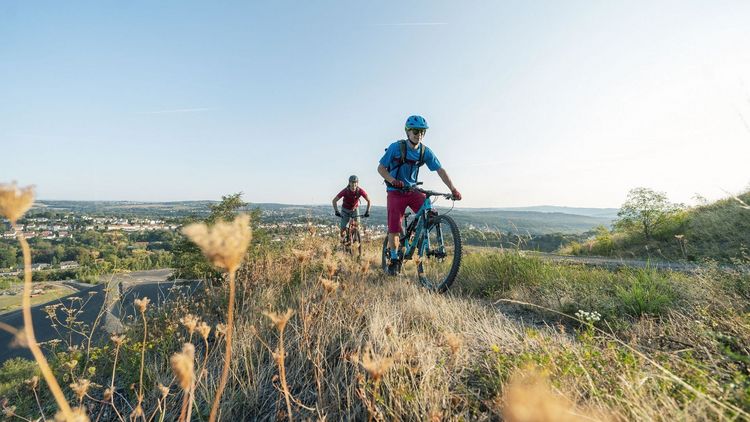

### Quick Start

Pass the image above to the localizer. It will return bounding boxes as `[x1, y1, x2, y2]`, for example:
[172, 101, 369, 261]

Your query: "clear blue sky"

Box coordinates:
[2, 1, 749, 208]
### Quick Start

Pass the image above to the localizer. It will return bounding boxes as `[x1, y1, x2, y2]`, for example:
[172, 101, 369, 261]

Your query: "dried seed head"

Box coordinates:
[384, 325, 393, 336]
[134, 297, 150, 314]
[320, 277, 339, 294]
[70, 379, 91, 401]
[170, 343, 195, 390]
[65, 360, 79, 370]
[25, 375, 39, 390]
[272, 351, 283, 365]
[323, 259, 337, 278]
[157, 383, 169, 399]
[179, 314, 199, 335]
[215, 323, 227, 336]
[444, 332, 463, 355]
[292, 249, 312, 263]
[0, 182, 35, 224]
[13, 330, 29, 348]
[360, 349, 393, 383]
[197, 321, 211, 340]
[503, 369, 582, 422]
[359, 260, 370, 275]
[110, 334, 125, 346]
[2, 405, 16, 417]
[54, 407, 89, 422]
[263, 309, 294, 332]
[428, 410, 444, 422]
[182, 214, 252, 272]
[103, 387, 113, 401]
[130, 405, 144, 419]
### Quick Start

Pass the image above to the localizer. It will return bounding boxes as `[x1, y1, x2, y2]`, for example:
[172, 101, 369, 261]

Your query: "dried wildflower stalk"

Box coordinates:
[171, 343, 196, 422]
[0, 182, 34, 224]
[182, 214, 251, 422]
[195, 321, 212, 386]
[70, 379, 91, 405]
[107, 334, 125, 421]
[0, 183, 76, 421]
[263, 309, 295, 422]
[360, 348, 393, 385]
[134, 297, 150, 415]
[180, 314, 199, 341]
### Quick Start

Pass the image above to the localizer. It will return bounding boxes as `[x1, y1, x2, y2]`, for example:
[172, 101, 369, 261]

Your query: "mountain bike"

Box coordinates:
[339, 213, 368, 259]
[381, 184, 462, 292]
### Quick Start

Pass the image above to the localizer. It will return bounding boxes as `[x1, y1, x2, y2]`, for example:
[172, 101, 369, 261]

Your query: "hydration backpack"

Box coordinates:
[386, 140, 426, 184]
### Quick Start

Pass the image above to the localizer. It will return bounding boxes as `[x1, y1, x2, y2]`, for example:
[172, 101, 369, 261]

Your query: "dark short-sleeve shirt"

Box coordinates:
[335, 187, 369, 210]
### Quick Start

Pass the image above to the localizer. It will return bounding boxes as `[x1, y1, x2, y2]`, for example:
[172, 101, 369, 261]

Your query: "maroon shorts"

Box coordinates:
[387, 190, 427, 233]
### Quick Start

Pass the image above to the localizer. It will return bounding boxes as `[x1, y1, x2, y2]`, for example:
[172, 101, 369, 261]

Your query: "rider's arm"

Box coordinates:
[436, 168, 457, 191]
[377, 164, 396, 184]
[332, 195, 341, 213]
[364, 196, 371, 214]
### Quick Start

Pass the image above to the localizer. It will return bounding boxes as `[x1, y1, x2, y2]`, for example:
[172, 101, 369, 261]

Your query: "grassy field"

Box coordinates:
[0, 282, 76, 315]
[1, 235, 748, 421]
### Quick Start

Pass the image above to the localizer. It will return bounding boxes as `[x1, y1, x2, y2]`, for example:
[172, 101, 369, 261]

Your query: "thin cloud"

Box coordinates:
[138, 107, 212, 114]
[370, 22, 448, 27]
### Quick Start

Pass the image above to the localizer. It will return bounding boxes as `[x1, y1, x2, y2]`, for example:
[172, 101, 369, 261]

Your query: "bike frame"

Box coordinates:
[399, 193, 446, 260]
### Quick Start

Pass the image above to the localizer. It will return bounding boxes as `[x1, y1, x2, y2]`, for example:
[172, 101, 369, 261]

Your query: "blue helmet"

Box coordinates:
[405, 115, 429, 130]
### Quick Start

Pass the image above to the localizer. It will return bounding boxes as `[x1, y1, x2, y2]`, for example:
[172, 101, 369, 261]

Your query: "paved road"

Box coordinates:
[0, 269, 199, 364]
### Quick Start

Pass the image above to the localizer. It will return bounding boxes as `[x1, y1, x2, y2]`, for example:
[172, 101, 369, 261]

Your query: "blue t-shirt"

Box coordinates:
[379, 140, 442, 191]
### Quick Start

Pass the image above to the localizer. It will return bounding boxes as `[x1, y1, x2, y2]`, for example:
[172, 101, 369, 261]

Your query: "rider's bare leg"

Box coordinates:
[387, 233, 401, 258]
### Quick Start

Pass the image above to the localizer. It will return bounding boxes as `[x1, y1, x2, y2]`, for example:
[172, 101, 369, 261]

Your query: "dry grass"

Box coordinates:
[1, 198, 748, 421]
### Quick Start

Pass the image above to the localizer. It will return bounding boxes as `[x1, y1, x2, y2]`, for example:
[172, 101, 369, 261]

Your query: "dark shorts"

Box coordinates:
[339, 207, 360, 230]
[386, 190, 426, 233]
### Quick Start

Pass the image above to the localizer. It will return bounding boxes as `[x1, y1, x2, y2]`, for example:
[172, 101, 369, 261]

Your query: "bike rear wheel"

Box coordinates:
[417, 214, 461, 292]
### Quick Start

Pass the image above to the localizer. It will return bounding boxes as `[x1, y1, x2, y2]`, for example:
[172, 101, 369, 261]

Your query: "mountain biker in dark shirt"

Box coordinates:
[332, 175, 371, 241]
[377, 115, 461, 274]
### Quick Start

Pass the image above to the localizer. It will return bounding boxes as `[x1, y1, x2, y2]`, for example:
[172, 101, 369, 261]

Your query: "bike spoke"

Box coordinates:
[418, 215, 461, 292]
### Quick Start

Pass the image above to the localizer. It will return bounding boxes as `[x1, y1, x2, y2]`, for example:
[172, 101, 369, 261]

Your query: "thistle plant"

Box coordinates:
[182, 214, 252, 422]
[263, 309, 295, 422]
[0, 182, 76, 421]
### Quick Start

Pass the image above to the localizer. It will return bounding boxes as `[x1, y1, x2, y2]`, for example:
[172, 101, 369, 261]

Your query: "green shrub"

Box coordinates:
[615, 268, 676, 317]
[590, 226, 614, 256]
[0, 276, 18, 289]
[0, 358, 39, 414]
[458, 251, 548, 296]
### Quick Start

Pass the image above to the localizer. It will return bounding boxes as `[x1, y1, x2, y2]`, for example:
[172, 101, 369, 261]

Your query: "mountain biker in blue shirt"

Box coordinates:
[377, 115, 462, 275]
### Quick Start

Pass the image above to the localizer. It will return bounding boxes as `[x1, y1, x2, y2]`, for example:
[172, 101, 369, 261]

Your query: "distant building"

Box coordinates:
[59, 261, 79, 270]
[30, 263, 50, 271]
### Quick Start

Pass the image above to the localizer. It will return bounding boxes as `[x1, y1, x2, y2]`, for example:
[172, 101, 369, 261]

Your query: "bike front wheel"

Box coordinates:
[417, 214, 462, 292]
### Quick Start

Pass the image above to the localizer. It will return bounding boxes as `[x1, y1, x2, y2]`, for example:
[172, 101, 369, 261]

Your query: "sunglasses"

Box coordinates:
[409, 129, 426, 136]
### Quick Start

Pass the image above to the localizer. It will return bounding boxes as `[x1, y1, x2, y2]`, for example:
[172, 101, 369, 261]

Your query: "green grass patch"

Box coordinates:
[0, 284, 76, 315]
[457, 250, 687, 321]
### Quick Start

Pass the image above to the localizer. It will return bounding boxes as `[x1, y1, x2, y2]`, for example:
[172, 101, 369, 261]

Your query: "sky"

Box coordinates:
[2, 1, 749, 208]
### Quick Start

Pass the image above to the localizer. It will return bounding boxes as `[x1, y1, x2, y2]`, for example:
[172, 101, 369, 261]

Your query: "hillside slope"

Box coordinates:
[570, 191, 750, 262]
